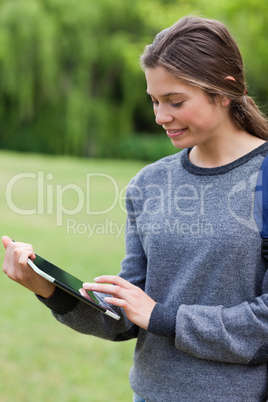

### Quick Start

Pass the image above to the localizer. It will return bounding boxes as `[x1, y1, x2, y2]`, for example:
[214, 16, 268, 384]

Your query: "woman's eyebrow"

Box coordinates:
[146, 90, 184, 97]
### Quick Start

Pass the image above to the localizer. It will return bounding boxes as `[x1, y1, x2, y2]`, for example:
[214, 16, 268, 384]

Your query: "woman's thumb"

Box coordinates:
[2, 236, 12, 249]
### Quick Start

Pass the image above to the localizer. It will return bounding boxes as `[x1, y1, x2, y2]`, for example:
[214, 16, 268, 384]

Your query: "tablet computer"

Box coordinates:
[27, 254, 120, 320]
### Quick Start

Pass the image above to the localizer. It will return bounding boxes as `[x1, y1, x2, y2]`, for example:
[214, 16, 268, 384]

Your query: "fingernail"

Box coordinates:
[104, 297, 112, 303]
[83, 283, 97, 290]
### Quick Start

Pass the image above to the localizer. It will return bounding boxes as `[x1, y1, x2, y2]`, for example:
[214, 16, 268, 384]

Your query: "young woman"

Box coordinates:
[3, 16, 268, 401]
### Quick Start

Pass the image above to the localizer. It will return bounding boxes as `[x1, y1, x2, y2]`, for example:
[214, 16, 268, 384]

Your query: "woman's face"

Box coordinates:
[145, 66, 230, 150]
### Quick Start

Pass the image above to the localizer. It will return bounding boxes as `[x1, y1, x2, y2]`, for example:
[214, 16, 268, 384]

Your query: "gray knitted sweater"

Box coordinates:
[40, 143, 268, 401]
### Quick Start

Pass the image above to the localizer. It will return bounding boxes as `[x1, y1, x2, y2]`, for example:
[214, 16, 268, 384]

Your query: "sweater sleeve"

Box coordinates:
[37, 179, 147, 342]
[148, 274, 268, 365]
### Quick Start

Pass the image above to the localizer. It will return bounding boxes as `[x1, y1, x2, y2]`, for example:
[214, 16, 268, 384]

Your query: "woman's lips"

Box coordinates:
[166, 128, 187, 139]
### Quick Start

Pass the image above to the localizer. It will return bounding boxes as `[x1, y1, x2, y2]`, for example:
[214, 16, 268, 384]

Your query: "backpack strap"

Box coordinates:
[254, 155, 268, 260]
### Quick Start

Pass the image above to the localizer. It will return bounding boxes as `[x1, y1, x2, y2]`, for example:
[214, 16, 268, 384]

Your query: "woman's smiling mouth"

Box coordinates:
[166, 128, 187, 138]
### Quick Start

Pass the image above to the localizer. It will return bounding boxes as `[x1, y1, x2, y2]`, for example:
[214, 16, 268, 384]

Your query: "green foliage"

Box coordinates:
[0, 0, 148, 156]
[0, 0, 267, 159]
[99, 133, 179, 161]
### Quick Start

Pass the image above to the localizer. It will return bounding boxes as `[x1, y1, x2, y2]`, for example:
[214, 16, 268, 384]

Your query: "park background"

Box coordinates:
[0, 0, 267, 400]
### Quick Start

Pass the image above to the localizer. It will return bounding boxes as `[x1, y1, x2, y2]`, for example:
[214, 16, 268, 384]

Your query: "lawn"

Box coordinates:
[0, 150, 146, 402]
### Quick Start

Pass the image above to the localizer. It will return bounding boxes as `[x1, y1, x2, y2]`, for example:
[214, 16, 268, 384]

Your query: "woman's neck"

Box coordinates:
[188, 131, 265, 168]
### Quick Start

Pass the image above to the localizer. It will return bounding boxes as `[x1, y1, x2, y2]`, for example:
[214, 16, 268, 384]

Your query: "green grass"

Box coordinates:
[0, 150, 147, 402]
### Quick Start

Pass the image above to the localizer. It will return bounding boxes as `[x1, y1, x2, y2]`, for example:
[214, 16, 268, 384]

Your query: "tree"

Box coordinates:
[0, 0, 267, 158]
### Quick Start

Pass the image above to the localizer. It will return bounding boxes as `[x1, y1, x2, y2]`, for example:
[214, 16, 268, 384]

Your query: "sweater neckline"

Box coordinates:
[181, 142, 268, 176]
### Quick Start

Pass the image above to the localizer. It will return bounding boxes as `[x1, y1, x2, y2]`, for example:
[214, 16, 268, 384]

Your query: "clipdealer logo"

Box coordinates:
[5, 171, 128, 227]
[5, 169, 260, 237]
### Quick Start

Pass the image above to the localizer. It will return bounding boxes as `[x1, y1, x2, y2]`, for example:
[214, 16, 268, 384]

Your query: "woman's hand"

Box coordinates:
[82, 276, 156, 329]
[2, 236, 56, 298]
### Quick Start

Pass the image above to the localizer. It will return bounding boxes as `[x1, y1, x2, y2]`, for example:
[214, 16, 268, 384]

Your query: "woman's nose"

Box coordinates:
[154, 105, 173, 126]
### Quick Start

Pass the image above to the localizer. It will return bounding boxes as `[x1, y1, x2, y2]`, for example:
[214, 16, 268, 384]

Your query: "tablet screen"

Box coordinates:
[29, 254, 120, 320]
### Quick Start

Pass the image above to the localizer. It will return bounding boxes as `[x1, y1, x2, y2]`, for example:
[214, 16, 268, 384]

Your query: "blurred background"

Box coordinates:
[0, 0, 268, 401]
[0, 0, 267, 161]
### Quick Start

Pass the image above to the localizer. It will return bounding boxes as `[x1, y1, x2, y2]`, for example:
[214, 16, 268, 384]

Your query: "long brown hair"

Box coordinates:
[140, 16, 268, 140]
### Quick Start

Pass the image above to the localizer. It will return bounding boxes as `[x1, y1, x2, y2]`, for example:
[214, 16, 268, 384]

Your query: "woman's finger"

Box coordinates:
[2, 235, 13, 249]
[83, 282, 126, 299]
[83, 276, 156, 330]
[94, 275, 133, 289]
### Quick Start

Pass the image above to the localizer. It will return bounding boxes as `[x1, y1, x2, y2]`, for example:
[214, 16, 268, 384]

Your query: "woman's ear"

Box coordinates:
[221, 96, 231, 107]
[225, 75, 236, 83]
[221, 76, 236, 106]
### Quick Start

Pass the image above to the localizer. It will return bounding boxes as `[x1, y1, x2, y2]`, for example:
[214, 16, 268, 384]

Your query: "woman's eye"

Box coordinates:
[171, 101, 184, 108]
